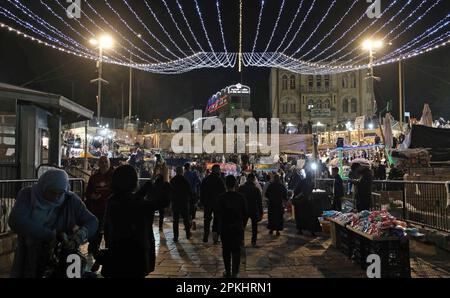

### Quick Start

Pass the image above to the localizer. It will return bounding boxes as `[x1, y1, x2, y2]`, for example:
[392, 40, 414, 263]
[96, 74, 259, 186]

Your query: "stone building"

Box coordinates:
[269, 68, 375, 133]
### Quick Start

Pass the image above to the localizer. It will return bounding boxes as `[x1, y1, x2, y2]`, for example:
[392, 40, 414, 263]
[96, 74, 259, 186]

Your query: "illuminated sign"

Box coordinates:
[227, 83, 250, 95]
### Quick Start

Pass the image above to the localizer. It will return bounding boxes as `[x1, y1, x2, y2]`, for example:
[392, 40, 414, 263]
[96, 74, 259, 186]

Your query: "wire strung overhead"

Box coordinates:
[0, 0, 448, 74]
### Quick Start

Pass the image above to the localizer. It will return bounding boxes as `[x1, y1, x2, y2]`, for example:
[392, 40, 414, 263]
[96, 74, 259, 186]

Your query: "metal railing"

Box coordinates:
[315, 178, 450, 232]
[0, 178, 85, 236]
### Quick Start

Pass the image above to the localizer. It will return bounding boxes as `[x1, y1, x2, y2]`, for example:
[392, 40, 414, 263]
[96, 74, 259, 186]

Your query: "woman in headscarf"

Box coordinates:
[101, 165, 170, 278]
[292, 171, 322, 237]
[9, 169, 98, 278]
[265, 174, 287, 236]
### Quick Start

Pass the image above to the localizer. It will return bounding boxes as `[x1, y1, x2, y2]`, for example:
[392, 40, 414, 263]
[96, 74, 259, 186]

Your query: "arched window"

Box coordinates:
[342, 75, 348, 88]
[290, 100, 296, 113]
[282, 75, 288, 90]
[317, 75, 322, 88]
[350, 73, 356, 88]
[324, 99, 331, 109]
[290, 75, 296, 89]
[343, 98, 349, 113]
[316, 100, 323, 109]
[351, 98, 357, 113]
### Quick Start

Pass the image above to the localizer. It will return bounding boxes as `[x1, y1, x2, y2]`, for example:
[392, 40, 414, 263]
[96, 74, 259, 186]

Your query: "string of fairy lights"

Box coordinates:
[0, 0, 448, 74]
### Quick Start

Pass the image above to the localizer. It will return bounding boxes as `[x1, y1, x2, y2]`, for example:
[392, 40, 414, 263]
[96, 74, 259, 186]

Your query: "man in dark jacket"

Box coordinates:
[332, 167, 344, 211]
[238, 173, 263, 247]
[170, 167, 192, 242]
[200, 164, 226, 244]
[218, 175, 247, 278]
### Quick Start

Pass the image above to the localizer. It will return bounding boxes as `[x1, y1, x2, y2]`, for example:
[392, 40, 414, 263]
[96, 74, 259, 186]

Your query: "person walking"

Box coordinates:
[101, 165, 169, 278]
[265, 174, 287, 236]
[200, 164, 226, 244]
[170, 167, 192, 242]
[218, 175, 247, 278]
[238, 173, 263, 247]
[84, 156, 114, 271]
[184, 163, 201, 231]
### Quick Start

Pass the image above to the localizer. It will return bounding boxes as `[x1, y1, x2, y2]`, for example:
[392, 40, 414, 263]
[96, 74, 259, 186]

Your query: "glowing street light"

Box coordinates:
[362, 39, 383, 81]
[90, 34, 114, 126]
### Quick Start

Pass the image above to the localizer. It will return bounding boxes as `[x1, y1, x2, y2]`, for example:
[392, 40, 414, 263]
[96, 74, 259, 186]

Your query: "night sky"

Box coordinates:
[0, 0, 449, 121]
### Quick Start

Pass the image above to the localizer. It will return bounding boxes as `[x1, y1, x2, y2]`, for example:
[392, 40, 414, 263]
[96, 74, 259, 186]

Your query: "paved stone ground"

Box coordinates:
[144, 211, 450, 278]
[2, 211, 449, 278]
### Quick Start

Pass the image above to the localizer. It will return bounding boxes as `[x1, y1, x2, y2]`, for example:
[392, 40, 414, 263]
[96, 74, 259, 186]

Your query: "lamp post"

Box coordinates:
[90, 35, 114, 126]
[129, 34, 142, 126]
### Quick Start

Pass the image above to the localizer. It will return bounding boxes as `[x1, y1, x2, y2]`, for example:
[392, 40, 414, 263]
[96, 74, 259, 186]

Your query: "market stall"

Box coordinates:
[323, 210, 413, 278]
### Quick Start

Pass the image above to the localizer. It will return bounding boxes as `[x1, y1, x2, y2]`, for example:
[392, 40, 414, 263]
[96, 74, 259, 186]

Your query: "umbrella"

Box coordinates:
[383, 112, 394, 149]
[351, 158, 371, 167]
[419, 103, 433, 127]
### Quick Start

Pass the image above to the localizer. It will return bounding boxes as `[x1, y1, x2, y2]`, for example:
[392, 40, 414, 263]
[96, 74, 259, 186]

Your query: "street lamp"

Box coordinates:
[90, 34, 114, 126]
[362, 38, 383, 79]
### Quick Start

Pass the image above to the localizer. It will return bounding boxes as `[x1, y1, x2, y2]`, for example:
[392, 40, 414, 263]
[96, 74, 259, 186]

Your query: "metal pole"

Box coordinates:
[129, 53, 133, 123]
[399, 60, 403, 131]
[97, 46, 103, 125]
[84, 120, 88, 171]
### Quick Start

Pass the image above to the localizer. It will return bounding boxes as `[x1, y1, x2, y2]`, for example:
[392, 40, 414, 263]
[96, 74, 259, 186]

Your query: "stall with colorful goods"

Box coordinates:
[323, 210, 413, 278]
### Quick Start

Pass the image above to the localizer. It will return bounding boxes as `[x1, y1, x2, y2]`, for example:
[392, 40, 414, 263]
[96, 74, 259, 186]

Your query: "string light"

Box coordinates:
[238, 0, 242, 72]
[0, 0, 448, 74]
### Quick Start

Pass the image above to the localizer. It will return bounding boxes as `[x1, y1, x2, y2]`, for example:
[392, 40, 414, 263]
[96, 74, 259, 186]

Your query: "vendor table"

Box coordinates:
[327, 218, 411, 278]
[311, 189, 332, 217]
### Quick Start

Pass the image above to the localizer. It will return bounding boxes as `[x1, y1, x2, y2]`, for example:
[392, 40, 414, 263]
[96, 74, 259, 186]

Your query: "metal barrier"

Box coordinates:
[0, 178, 85, 236]
[316, 178, 450, 232]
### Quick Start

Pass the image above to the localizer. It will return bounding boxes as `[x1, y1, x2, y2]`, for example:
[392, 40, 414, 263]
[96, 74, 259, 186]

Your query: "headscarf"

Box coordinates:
[30, 169, 69, 228]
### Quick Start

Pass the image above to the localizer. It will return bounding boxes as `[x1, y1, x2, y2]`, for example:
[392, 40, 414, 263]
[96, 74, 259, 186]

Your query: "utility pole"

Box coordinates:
[398, 60, 404, 131]
[129, 52, 133, 124]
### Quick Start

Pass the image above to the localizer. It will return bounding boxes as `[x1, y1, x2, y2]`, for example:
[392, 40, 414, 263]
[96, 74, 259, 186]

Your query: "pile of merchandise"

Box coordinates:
[350, 210, 407, 238]
[322, 210, 408, 238]
[322, 211, 354, 225]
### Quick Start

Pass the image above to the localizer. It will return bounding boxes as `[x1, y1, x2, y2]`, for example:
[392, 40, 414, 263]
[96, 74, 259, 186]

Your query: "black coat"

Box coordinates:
[288, 172, 302, 190]
[354, 168, 373, 212]
[333, 175, 345, 199]
[170, 175, 191, 209]
[293, 179, 322, 233]
[200, 173, 226, 210]
[217, 191, 247, 249]
[238, 182, 263, 219]
[103, 191, 168, 278]
[265, 182, 287, 231]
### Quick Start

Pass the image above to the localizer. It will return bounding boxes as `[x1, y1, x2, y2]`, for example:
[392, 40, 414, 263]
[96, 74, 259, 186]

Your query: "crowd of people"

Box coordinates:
[9, 147, 398, 279]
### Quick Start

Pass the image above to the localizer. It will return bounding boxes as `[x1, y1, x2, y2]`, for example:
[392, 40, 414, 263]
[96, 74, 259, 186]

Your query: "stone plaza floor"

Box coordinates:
[142, 211, 450, 278]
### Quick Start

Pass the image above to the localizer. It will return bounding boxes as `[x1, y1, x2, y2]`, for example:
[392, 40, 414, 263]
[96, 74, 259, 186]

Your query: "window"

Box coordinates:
[316, 100, 322, 109]
[351, 98, 357, 113]
[316, 75, 322, 88]
[324, 99, 331, 109]
[0, 99, 16, 163]
[350, 73, 356, 88]
[290, 102, 296, 113]
[343, 98, 349, 113]
[282, 75, 288, 90]
[290, 75, 296, 89]
[308, 75, 314, 88]
[342, 75, 348, 88]
[324, 75, 330, 89]
[307, 99, 314, 109]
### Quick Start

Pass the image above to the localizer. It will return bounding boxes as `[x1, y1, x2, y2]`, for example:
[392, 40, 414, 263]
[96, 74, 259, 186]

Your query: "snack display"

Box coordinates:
[323, 209, 408, 238]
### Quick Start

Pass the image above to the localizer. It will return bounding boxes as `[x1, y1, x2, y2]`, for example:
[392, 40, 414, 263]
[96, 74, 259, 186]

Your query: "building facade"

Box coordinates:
[269, 68, 375, 133]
